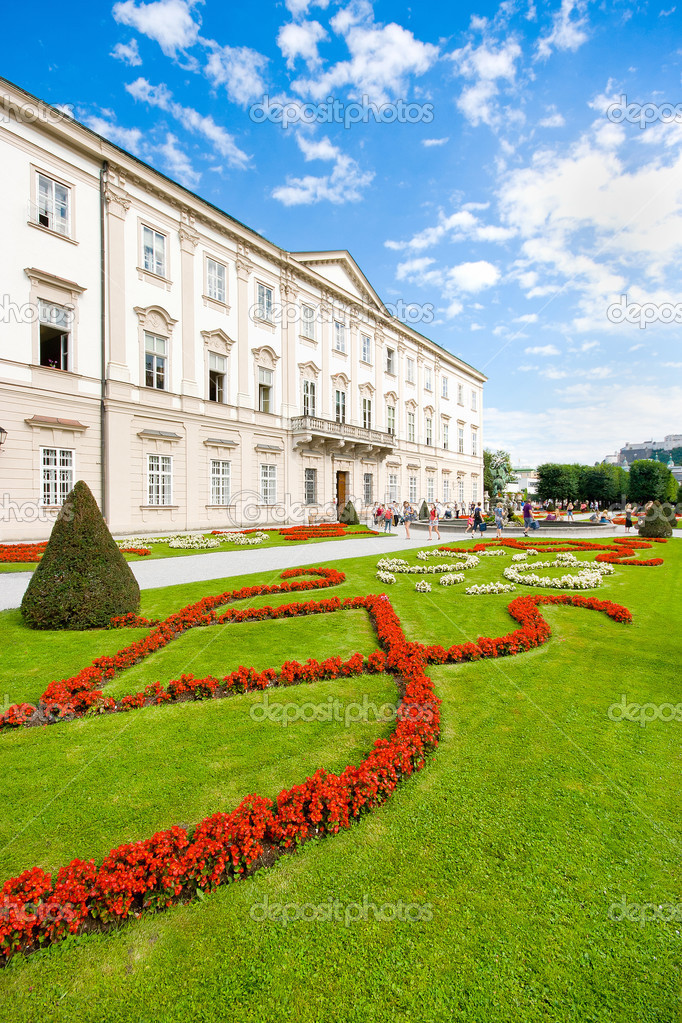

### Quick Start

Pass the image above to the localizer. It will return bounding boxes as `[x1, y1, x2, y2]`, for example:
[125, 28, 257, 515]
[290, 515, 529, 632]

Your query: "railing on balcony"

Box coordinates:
[290, 415, 394, 447]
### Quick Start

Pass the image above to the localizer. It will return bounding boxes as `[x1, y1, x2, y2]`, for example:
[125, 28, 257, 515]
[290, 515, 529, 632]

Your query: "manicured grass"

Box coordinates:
[0, 539, 679, 1022]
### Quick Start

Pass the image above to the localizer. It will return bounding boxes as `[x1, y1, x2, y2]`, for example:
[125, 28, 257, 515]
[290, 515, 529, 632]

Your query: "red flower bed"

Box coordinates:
[0, 554, 639, 960]
[119, 547, 151, 557]
[210, 525, 379, 541]
[0, 543, 47, 564]
[438, 537, 666, 567]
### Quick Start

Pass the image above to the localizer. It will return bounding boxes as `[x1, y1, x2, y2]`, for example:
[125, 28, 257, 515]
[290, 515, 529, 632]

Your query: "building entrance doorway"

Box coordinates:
[336, 470, 349, 518]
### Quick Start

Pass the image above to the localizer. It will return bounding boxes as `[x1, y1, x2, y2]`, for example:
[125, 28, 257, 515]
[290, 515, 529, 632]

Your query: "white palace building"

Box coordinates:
[0, 77, 486, 541]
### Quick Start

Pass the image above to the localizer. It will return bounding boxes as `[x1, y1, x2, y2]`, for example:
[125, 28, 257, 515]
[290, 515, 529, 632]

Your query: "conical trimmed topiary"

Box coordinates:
[338, 500, 359, 525]
[637, 500, 673, 538]
[418, 500, 429, 521]
[21, 480, 140, 630]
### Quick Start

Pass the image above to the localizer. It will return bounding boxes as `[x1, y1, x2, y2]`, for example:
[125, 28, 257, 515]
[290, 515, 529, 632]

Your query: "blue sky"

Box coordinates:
[2, 0, 682, 465]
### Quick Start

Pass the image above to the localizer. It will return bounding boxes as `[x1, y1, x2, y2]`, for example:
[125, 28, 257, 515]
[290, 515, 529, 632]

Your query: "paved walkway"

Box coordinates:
[0, 524, 638, 611]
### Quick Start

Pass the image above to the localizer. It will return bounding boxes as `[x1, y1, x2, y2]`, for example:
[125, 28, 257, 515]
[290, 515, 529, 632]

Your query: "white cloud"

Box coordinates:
[447, 260, 500, 292]
[515, 313, 538, 324]
[204, 44, 269, 105]
[278, 20, 328, 70]
[157, 132, 200, 187]
[292, 11, 438, 104]
[449, 38, 522, 127]
[285, 0, 329, 16]
[385, 208, 513, 252]
[112, 0, 200, 57]
[538, 109, 565, 128]
[536, 0, 590, 60]
[111, 39, 143, 66]
[396, 256, 437, 281]
[126, 78, 250, 167]
[421, 137, 449, 147]
[272, 135, 373, 205]
[83, 115, 145, 155]
[525, 344, 559, 355]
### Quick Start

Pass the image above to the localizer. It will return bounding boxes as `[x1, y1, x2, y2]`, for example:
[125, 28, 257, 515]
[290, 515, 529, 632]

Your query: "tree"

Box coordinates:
[665, 472, 679, 504]
[484, 449, 517, 497]
[638, 500, 673, 538]
[669, 446, 682, 465]
[535, 463, 579, 503]
[627, 460, 674, 504]
[338, 500, 359, 525]
[21, 480, 140, 630]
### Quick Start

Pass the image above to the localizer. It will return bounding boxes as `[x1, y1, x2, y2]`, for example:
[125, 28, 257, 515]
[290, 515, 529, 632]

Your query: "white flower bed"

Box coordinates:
[377, 558, 410, 572]
[503, 562, 615, 590]
[465, 582, 517, 595]
[167, 534, 222, 550]
[512, 549, 540, 562]
[219, 531, 269, 545]
[377, 559, 474, 575]
[376, 570, 397, 584]
[476, 549, 507, 557]
[418, 549, 480, 566]
[439, 573, 465, 586]
[415, 580, 432, 593]
[116, 538, 152, 549]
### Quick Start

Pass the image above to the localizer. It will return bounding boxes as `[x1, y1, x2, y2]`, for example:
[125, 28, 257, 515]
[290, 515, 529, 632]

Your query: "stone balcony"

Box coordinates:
[290, 415, 395, 458]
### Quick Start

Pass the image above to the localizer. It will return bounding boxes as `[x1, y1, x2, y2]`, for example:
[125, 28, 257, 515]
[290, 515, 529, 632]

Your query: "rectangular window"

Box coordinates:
[362, 398, 372, 430]
[145, 333, 167, 390]
[143, 225, 166, 277]
[259, 367, 273, 413]
[41, 447, 73, 506]
[37, 173, 70, 235]
[427, 476, 435, 502]
[409, 475, 417, 503]
[39, 300, 70, 370]
[260, 464, 276, 504]
[386, 348, 395, 374]
[304, 467, 317, 505]
[443, 423, 449, 450]
[334, 321, 346, 353]
[458, 478, 465, 503]
[407, 411, 415, 443]
[301, 304, 316, 340]
[406, 358, 415, 384]
[148, 454, 172, 506]
[388, 473, 398, 502]
[210, 459, 231, 505]
[443, 478, 450, 503]
[472, 431, 478, 457]
[457, 383, 464, 405]
[458, 427, 464, 454]
[335, 389, 346, 424]
[361, 335, 372, 363]
[425, 417, 433, 446]
[441, 375, 449, 399]
[256, 282, 273, 322]
[425, 367, 432, 391]
[473, 480, 479, 502]
[207, 258, 226, 303]
[363, 472, 373, 504]
[302, 379, 316, 417]
[208, 352, 226, 403]
[387, 405, 396, 436]
[471, 389, 478, 411]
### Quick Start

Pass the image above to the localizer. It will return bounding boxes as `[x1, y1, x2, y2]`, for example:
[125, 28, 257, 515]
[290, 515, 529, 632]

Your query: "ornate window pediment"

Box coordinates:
[298, 360, 320, 381]
[331, 372, 349, 389]
[252, 345, 280, 370]
[424, 404, 435, 416]
[134, 305, 177, 336]
[201, 328, 235, 355]
[405, 398, 417, 411]
[358, 382, 375, 398]
[384, 390, 398, 404]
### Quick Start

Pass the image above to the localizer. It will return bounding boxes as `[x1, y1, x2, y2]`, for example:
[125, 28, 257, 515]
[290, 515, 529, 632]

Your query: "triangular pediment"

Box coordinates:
[290, 250, 387, 314]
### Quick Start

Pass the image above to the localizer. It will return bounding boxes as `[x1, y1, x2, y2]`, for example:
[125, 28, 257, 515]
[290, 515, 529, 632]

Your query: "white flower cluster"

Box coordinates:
[416, 550, 430, 560]
[219, 531, 269, 545]
[414, 580, 432, 593]
[511, 549, 541, 562]
[555, 553, 579, 565]
[376, 571, 397, 584]
[376, 558, 410, 572]
[439, 573, 465, 586]
[116, 537, 152, 548]
[465, 582, 517, 595]
[503, 562, 615, 590]
[476, 549, 507, 557]
[418, 549, 480, 565]
[167, 534, 222, 550]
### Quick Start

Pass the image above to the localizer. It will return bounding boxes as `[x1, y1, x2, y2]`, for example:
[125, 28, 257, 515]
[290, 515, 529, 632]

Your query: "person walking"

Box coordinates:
[402, 501, 412, 539]
[428, 503, 441, 541]
[472, 502, 484, 536]
[494, 502, 504, 538]
[566, 501, 574, 522]
[522, 498, 535, 537]
[383, 505, 393, 533]
[625, 504, 633, 533]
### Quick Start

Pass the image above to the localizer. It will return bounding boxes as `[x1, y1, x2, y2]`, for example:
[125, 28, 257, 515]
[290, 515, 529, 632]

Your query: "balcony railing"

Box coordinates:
[291, 415, 394, 448]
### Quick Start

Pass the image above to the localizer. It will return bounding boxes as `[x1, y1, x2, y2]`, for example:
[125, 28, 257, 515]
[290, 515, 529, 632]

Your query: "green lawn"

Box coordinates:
[0, 539, 679, 1022]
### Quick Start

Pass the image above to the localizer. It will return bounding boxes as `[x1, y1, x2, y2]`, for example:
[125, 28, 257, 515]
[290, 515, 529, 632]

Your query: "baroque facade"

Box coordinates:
[0, 77, 486, 541]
